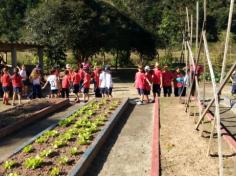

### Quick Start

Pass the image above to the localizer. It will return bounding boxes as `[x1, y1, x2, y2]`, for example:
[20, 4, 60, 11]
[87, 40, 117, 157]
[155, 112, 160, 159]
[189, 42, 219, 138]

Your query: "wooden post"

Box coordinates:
[11, 47, 17, 68]
[195, 1, 199, 58]
[190, 15, 193, 47]
[220, 0, 234, 83]
[202, 32, 223, 176]
[38, 47, 43, 73]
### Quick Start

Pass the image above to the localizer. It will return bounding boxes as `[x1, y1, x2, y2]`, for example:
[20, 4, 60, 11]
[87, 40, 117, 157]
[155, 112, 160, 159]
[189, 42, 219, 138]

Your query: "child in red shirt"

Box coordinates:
[82, 68, 91, 102]
[152, 62, 163, 99]
[135, 65, 145, 104]
[72, 69, 81, 103]
[162, 65, 173, 97]
[93, 67, 102, 98]
[144, 66, 152, 103]
[1, 67, 11, 105]
[61, 70, 71, 98]
[11, 68, 22, 105]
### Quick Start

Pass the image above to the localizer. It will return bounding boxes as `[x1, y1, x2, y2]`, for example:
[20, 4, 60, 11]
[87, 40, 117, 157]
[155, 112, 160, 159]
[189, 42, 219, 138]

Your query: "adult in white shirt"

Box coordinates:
[18, 65, 28, 96]
[99, 66, 113, 98]
[42, 69, 58, 98]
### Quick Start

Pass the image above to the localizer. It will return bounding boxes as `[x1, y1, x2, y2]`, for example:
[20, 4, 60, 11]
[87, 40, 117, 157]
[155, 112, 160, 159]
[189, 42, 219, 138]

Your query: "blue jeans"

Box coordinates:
[32, 84, 42, 98]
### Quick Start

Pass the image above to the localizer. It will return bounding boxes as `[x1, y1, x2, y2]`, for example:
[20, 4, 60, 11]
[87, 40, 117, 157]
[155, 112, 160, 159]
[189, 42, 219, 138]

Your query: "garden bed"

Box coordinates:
[0, 98, 70, 139]
[0, 98, 126, 176]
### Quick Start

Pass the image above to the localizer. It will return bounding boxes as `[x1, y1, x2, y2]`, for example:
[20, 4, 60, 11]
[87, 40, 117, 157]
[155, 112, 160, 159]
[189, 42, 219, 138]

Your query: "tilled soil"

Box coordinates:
[160, 97, 219, 176]
[0, 99, 55, 129]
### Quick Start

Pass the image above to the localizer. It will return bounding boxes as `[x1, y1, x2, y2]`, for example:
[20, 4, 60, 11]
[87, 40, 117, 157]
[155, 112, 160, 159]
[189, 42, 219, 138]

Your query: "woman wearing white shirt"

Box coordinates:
[18, 65, 28, 96]
[99, 66, 113, 98]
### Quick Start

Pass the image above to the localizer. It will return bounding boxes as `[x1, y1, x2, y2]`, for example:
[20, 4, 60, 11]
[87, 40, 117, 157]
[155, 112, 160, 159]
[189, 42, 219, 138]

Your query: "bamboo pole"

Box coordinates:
[186, 7, 190, 34]
[202, 32, 223, 176]
[220, 0, 234, 83]
[195, 1, 199, 58]
[191, 14, 193, 47]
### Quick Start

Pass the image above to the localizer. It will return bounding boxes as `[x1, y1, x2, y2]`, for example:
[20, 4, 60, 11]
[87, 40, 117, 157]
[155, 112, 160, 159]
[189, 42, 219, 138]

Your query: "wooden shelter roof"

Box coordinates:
[0, 40, 43, 52]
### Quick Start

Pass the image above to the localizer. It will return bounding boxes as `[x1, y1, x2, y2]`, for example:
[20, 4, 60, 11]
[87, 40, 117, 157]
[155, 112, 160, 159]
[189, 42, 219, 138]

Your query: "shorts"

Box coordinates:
[83, 88, 89, 94]
[2, 86, 9, 92]
[144, 90, 150, 95]
[100, 88, 107, 95]
[73, 84, 80, 94]
[13, 87, 22, 93]
[51, 89, 58, 95]
[153, 84, 161, 95]
[22, 79, 30, 86]
[232, 84, 236, 94]
[107, 87, 112, 95]
[137, 88, 145, 95]
[163, 86, 172, 97]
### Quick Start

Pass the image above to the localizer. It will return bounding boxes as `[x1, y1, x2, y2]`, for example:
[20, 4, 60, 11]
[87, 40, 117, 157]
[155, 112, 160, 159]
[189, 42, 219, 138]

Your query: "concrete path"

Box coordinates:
[0, 103, 82, 162]
[86, 102, 153, 176]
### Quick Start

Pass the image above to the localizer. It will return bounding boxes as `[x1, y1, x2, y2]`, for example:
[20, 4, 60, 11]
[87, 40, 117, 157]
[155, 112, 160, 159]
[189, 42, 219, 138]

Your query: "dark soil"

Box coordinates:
[0, 99, 57, 129]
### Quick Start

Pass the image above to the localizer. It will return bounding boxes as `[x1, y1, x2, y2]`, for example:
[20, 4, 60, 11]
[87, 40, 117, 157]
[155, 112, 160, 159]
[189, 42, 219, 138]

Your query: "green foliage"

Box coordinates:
[57, 156, 69, 165]
[24, 156, 44, 169]
[40, 149, 54, 158]
[53, 139, 67, 149]
[23, 145, 34, 153]
[6, 173, 19, 176]
[70, 147, 79, 156]
[3, 160, 17, 170]
[50, 167, 60, 176]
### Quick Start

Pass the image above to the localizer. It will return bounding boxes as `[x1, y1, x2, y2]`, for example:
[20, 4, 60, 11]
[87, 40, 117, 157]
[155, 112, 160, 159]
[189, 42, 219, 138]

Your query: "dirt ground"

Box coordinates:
[160, 97, 235, 176]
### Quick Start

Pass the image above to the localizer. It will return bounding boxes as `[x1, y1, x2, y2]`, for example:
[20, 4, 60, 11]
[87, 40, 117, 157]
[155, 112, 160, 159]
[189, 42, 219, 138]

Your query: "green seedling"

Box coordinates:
[60, 132, 74, 142]
[50, 167, 60, 176]
[23, 145, 34, 153]
[3, 160, 17, 170]
[53, 140, 67, 149]
[57, 156, 69, 165]
[44, 130, 59, 137]
[40, 149, 54, 157]
[70, 147, 79, 156]
[24, 156, 44, 169]
[58, 117, 74, 127]
[35, 136, 48, 144]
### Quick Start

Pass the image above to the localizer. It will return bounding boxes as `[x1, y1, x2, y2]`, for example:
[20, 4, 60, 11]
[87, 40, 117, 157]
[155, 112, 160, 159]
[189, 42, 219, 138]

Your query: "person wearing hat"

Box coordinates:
[144, 65, 152, 103]
[152, 62, 163, 100]
[162, 65, 174, 97]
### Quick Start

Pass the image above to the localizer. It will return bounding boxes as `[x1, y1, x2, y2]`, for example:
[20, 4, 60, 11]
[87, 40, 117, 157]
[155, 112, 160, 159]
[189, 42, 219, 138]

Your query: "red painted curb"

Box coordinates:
[151, 97, 160, 176]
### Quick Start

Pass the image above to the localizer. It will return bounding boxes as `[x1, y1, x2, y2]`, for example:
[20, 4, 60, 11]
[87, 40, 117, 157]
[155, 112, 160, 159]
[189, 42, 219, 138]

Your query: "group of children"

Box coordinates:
[0, 63, 113, 106]
[134, 62, 189, 104]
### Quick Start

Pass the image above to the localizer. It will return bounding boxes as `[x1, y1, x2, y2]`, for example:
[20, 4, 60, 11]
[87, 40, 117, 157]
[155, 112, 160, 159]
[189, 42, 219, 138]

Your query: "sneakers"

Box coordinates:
[136, 100, 143, 105]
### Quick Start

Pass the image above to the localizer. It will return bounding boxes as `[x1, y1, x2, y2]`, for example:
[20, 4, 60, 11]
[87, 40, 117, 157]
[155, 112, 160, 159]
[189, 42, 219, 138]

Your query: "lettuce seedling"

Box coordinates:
[50, 167, 60, 176]
[23, 145, 34, 153]
[3, 160, 17, 170]
[6, 173, 19, 176]
[70, 147, 78, 156]
[57, 156, 69, 165]
[24, 156, 44, 169]
[40, 149, 54, 158]
[53, 140, 67, 149]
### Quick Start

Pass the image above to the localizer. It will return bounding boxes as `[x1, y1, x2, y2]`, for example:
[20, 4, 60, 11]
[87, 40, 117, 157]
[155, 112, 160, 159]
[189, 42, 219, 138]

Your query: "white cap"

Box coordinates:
[144, 65, 150, 71]
[66, 64, 71, 69]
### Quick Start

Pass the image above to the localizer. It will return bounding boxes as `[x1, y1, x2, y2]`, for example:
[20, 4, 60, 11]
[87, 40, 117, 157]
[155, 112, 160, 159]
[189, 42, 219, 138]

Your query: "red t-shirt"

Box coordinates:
[83, 73, 91, 88]
[1, 73, 11, 87]
[162, 71, 173, 87]
[62, 75, 70, 89]
[144, 73, 152, 91]
[12, 74, 22, 87]
[72, 73, 81, 85]
[152, 68, 162, 84]
[135, 72, 145, 89]
[93, 70, 100, 87]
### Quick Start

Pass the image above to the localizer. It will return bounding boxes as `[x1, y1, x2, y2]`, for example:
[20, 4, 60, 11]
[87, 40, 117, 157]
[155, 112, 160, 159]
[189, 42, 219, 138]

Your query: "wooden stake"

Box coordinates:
[195, 1, 199, 58]
[202, 32, 224, 176]
[220, 0, 234, 83]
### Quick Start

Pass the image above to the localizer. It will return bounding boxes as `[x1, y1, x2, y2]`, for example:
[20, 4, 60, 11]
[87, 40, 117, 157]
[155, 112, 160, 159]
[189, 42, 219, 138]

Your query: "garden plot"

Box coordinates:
[0, 98, 69, 139]
[0, 98, 122, 176]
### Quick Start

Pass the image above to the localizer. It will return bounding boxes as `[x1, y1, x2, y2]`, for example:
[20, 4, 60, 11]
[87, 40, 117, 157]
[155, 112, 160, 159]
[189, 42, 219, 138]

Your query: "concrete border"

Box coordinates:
[68, 98, 129, 176]
[151, 98, 160, 176]
[0, 98, 70, 139]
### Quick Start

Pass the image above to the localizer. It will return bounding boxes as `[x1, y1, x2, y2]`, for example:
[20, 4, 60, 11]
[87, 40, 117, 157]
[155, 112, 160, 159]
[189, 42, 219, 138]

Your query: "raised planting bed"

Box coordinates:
[0, 98, 128, 176]
[0, 98, 70, 139]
